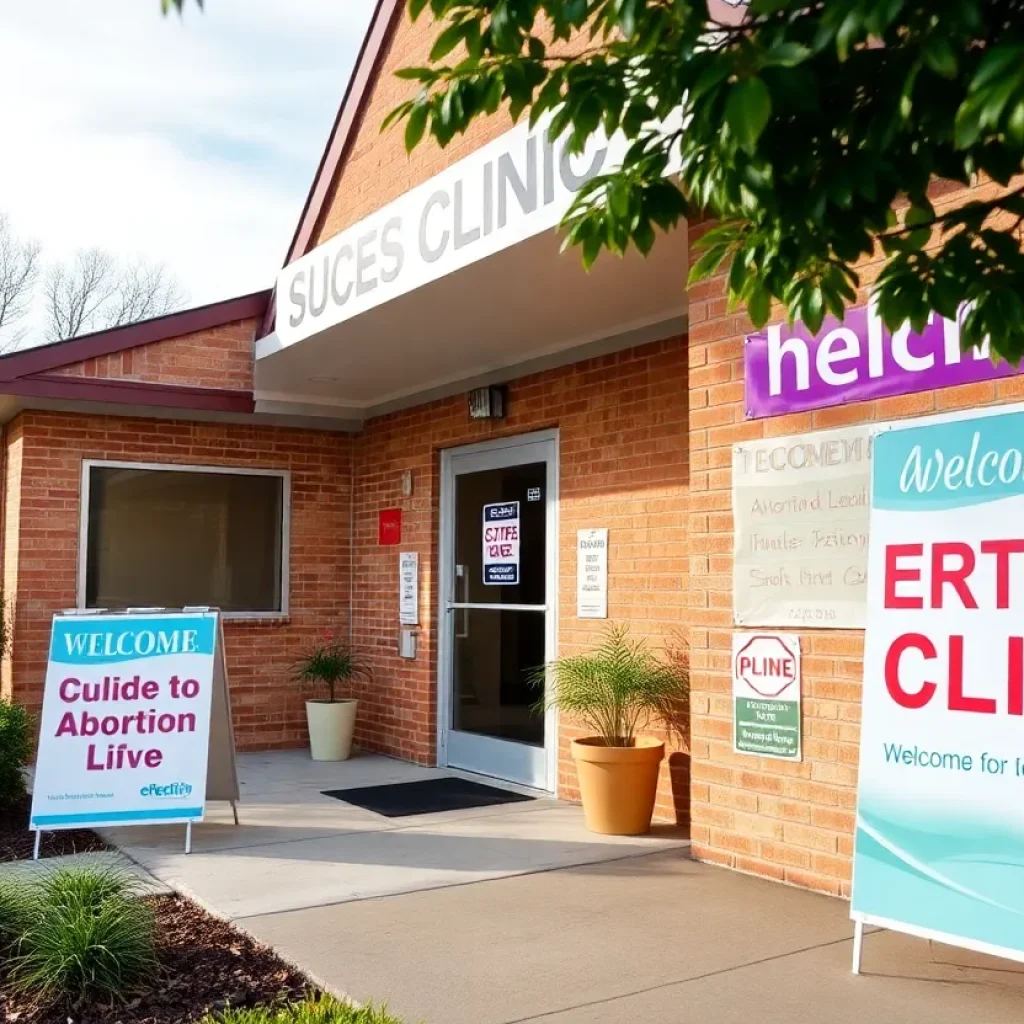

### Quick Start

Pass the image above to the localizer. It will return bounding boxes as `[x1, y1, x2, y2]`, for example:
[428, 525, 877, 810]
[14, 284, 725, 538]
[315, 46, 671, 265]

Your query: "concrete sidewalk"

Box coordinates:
[102, 751, 689, 918]
[95, 752, 1024, 1023]
[244, 850, 1024, 1024]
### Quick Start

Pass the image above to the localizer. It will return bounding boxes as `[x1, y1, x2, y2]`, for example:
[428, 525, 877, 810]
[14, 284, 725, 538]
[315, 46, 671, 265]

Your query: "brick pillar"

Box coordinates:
[685, 220, 857, 896]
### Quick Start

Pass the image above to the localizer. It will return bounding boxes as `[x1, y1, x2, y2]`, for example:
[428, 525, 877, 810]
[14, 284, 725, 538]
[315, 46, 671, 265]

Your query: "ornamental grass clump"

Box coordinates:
[530, 625, 688, 746]
[6, 866, 156, 1005]
[205, 994, 406, 1023]
[293, 633, 370, 704]
[0, 876, 32, 950]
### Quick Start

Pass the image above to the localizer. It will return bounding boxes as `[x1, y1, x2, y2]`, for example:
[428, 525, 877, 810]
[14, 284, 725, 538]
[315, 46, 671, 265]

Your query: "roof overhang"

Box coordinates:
[255, 114, 689, 426]
[0, 290, 270, 383]
[0, 290, 352, 430]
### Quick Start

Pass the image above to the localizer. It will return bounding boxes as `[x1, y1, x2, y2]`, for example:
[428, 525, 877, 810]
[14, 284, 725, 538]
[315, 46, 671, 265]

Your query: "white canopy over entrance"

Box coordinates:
[254, 114, 688, 427]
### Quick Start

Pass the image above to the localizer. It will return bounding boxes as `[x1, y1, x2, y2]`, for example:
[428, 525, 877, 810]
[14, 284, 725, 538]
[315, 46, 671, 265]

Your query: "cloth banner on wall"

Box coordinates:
[733, 425, 872, 629]
[30, 610, 238, 847]
[851, 410, 1024, 969]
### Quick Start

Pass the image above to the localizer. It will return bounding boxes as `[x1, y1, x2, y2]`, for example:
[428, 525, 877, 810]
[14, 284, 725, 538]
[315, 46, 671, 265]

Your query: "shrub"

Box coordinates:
[0, 697, 31, 809]
[0, 876, 33, 950]
[205, 995, 406, 1023]
[7, 866, 156, 1004]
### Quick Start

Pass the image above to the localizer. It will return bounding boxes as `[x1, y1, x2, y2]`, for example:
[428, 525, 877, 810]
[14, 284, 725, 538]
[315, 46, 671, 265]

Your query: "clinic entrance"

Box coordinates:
[437, 431, 558, 792]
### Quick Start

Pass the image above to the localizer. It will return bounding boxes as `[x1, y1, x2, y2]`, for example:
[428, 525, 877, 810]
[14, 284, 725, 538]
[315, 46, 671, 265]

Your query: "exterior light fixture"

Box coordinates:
[469, 385, 507, 420]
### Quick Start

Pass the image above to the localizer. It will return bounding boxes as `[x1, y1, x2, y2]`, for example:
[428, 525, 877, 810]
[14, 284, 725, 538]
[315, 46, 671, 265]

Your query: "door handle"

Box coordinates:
[456, 567, 469, 639]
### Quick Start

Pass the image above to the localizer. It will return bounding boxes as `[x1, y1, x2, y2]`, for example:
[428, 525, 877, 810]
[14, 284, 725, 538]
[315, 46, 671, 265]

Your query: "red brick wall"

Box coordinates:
[51, 316, 257, 391]
[3, 410, 352, 750]
[348, 337, 690, 821]
[312, 8, 588, 247]
[685, 182, 1024, 895]
[313, 9, 517, 247]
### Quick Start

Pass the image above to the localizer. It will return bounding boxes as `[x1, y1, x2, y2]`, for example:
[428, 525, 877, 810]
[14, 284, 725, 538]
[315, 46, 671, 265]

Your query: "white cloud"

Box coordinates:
[0, 0, 377, 341]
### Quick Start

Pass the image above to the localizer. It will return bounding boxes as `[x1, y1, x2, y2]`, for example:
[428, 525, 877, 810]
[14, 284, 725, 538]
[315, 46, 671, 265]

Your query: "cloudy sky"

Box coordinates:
[0, 0, 377, 337]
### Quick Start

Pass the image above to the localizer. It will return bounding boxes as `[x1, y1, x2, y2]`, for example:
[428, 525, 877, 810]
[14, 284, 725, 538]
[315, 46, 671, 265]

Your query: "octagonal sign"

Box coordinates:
[732, 632, 802, 760]
[735, 634, 798, 697]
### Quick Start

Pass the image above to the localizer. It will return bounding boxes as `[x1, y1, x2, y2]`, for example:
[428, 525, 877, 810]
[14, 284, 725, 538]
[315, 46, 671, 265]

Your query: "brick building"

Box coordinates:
[3, 0, 1021, 898]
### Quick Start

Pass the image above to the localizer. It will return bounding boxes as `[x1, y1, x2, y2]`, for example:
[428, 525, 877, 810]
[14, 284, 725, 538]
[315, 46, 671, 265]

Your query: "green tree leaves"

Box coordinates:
[954, 43, 1024, 149]
[725, 78, 772, 153]
[384, 0, 1024, 365]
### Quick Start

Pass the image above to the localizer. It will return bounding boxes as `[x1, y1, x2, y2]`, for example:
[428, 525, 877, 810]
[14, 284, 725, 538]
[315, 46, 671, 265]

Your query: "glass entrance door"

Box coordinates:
[438, 432, 557, 791]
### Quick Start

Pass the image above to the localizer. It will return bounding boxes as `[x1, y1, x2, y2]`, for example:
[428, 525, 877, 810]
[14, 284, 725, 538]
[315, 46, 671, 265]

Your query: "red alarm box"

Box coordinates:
[378, 508, 401, 545]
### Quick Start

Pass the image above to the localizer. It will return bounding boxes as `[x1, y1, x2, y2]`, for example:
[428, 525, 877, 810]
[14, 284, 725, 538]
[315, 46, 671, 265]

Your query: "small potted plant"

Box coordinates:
[531, 625, 688, 835]
[294, 632, 370, 762]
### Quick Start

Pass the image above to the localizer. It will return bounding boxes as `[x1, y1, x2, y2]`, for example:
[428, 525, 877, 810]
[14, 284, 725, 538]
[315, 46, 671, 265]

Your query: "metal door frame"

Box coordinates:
[436, 429, 559, 794]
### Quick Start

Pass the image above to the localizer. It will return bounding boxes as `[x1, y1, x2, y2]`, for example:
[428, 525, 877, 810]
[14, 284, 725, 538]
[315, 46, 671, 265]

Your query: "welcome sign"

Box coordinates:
[745, 303, 1022, 419]
[852, 409, 1024, 967]
[30, 612, 219, 832]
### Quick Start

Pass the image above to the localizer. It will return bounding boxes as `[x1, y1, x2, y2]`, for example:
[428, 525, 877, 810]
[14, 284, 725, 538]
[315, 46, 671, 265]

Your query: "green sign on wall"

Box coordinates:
[732, 633, 802, 761]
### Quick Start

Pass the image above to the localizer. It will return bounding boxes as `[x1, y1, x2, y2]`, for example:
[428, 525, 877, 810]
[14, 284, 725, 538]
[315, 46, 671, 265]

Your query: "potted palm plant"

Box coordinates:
[294, 632, 370, 761]
[531, 626, 688, 835]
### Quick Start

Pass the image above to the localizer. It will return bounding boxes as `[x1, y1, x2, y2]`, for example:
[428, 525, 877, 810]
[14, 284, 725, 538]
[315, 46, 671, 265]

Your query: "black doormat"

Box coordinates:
[321, 777, 535, 817]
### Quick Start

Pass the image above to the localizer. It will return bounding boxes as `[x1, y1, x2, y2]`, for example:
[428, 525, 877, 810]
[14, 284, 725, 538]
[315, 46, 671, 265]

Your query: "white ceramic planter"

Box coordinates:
[305, 699, 358, 761]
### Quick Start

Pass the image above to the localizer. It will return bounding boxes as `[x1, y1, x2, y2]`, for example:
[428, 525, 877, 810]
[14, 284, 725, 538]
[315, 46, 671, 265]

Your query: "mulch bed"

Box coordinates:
[0, 796, 108, 862]
[0, 894, 313, 1023]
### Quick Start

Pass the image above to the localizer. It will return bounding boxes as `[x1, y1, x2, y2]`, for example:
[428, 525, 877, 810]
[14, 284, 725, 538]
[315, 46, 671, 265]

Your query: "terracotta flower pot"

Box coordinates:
[571, 736, 665, 835]
[305, 699, 357, 761]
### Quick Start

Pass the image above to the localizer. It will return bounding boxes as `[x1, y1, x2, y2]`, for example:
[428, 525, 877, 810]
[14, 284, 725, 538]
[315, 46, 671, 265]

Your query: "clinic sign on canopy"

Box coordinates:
[274, 113, 614, 349]
[271, 108, 684, 351]
[852, 409, 1024, 965]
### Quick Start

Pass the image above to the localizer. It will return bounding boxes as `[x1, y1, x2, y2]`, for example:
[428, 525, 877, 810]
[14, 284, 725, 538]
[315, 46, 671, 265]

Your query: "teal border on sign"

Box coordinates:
[32, 807, 205, 827]
[874, 410, 1024, 511]
[49, 614, 216, 664]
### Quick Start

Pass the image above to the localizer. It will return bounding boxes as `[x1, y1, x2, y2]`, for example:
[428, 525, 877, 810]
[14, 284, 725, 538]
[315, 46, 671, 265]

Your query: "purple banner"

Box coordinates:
[744, 303, 1021, 419]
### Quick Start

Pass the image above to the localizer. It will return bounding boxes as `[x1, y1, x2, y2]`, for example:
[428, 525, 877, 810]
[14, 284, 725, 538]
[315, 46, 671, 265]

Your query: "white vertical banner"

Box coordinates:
[576, 529, 609, 618]
[852, 409, 1024, 968]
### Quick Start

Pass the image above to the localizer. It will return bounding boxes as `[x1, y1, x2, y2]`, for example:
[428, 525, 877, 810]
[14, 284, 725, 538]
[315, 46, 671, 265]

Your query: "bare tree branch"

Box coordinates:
[0, 215, 41, 353]
[44, 249, 117, 342]
[103, 260, 186, 329]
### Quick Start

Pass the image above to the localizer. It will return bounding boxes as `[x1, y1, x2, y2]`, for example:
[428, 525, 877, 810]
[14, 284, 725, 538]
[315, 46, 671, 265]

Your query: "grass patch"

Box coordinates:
[5, 865, 156, 1004]
[205, 994, 407, 1023]
[0, 876, 33, 947]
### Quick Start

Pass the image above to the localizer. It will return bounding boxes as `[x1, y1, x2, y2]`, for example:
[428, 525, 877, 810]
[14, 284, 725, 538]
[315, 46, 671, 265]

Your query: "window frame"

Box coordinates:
[77, 459, 291, 621]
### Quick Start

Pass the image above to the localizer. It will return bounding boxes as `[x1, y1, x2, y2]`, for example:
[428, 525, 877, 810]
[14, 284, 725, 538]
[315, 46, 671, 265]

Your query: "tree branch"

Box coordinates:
[878, 183, 1024, 241]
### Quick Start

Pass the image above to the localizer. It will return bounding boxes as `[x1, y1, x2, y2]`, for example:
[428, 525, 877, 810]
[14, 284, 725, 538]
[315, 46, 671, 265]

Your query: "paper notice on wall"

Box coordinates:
[733, 425, 873, 629]
[482, 501, 520, 585]
[577, 529, 608, 618]
[399, 551, 419, 625]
